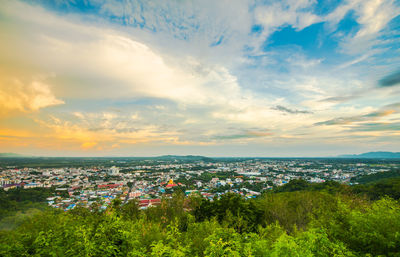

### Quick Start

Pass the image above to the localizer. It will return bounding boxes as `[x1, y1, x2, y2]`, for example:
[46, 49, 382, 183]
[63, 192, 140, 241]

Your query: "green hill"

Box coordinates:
[339, 151, 400, 158]
[1, 179, 400, 256]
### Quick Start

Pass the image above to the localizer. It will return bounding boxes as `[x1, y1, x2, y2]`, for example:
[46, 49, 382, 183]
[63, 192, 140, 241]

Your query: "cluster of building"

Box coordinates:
[0, 159, 397, 211]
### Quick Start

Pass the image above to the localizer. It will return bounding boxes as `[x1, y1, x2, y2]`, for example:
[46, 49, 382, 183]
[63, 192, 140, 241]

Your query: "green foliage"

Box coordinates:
[316, 197, 400, 256]
[274, 179, 348, 194]
[0, 187, 58, 229]
[194, 193, 263, 233]
[121, 199, 141, 220]
[274, 179, 311, 192]
[1, 181, 400, 256]
[274, 177, 400, 200]
[352, 177, 400, 200]
[352, 169, 400, 184]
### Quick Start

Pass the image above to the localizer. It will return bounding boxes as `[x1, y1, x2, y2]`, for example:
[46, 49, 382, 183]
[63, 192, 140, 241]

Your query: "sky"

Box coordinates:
[0, 0, 400, 157]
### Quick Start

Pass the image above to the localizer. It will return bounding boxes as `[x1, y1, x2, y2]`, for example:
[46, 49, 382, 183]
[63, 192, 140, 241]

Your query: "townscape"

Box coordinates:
[1, 0, 400, 255]
[1, 157, 398, 211]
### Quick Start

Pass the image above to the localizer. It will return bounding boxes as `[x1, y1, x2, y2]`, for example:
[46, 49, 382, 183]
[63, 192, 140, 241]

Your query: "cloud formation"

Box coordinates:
[0, 0, 399, 156]
[272, 105, 312, 114]
[213, 130, 272, 141]
[0, 76, 64, 116]
[315, 110, 396, 126]
[379, 70, 400, 87]
[350, 122, 400, 132]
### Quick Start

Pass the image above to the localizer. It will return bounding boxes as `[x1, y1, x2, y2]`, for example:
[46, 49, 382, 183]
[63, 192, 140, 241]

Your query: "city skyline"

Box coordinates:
[1, 0, 400, 157]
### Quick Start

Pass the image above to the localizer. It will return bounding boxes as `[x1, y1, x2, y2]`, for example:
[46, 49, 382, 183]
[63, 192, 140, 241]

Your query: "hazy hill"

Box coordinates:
[155, 155, 213, 161]
[0, 153, 28, 158]
[338, 151, 400, 158]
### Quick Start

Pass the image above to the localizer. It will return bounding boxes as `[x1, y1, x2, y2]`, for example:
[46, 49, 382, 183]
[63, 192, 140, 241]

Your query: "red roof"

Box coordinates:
[139, 199, 161, 203]
[98, 184, 121, 189]
[166, 184, 178, 188]
[139, 199, 161, 207]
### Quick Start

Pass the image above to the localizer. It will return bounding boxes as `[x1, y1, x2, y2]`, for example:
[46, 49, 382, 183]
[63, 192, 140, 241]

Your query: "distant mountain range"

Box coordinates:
[1, 152, 399, 159]
[156, 155, 213, 161]
[0, 153, 29, 157]
[0, 153, 213, 161]
[338, 151, 400, 159]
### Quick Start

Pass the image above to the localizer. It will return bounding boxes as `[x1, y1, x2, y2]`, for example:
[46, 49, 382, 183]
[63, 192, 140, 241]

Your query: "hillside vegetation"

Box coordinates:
[1, 179, 400, 256]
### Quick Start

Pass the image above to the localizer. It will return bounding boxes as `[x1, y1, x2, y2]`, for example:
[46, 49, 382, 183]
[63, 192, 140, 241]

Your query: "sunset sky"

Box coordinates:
[0, 0, 400, 157]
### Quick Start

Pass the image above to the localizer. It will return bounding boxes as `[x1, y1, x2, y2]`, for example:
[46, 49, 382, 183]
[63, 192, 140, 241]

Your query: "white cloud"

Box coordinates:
[253, 0, 399, 58]
[1, 1, 250, 108]
[355, 0, 398, 37]
[329, 0, 400, 55]
[1, 0, 399, 154]
[0, 76, 64, 116]
[254, 0, 321, 42]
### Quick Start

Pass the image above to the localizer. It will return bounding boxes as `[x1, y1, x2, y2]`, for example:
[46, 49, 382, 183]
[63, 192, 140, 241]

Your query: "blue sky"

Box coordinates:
[0, 0, 399, 157]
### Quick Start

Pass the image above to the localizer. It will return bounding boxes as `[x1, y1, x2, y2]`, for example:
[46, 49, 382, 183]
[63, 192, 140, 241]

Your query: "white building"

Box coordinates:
[109, 166, 119, 175]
